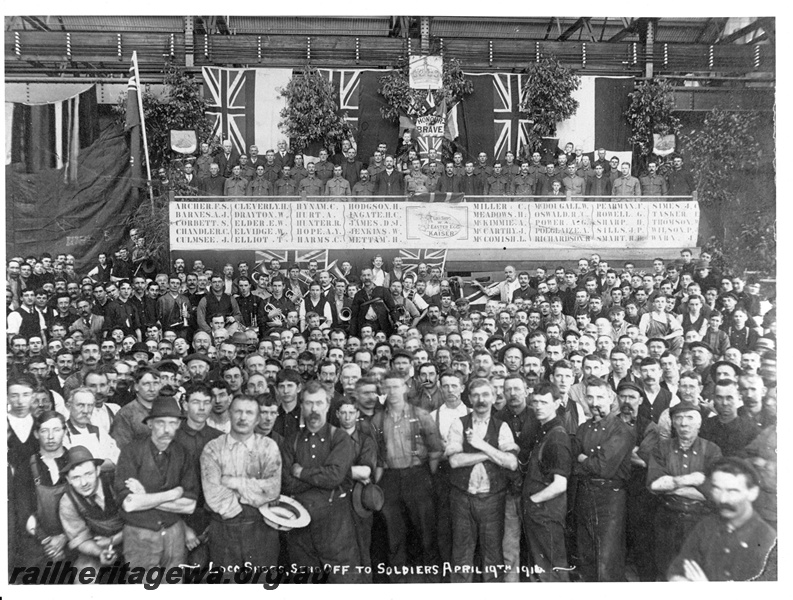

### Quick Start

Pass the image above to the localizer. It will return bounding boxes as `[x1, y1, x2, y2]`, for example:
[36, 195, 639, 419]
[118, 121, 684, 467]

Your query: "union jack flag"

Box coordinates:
[203, 67, 249, 154]
[493, 74, 531, 161]
[398, 249, 448, 275]
[319, 69, 362, 128]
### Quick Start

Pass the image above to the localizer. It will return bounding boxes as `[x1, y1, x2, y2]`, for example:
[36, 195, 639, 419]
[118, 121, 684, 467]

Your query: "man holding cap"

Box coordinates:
[647, 400, 722, 577]
[58, 446, 124, 572]
[114, 396, 197, 570]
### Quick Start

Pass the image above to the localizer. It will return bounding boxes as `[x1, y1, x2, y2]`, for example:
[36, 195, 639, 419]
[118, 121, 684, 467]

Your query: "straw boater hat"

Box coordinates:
[259, 496, 311, 531]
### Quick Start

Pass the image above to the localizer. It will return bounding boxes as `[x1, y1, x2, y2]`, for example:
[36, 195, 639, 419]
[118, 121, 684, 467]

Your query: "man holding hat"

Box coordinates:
[114, 395, 197, 570]
[648, 400, 722, 577]
[58, 446, 124, 572]
[201, 394, 282, 573]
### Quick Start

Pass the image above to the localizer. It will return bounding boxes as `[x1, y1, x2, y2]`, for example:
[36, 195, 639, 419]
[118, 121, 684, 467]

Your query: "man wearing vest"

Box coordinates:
[373, 372, 443, 582]
[522, 382, 573, 581]
[446, 378, 518, 582]
[196, 274, 243, 333]
[58, 445, 124, 573]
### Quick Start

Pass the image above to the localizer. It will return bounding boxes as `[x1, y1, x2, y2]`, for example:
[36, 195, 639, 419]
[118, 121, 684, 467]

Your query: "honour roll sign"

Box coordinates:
[170, 200, 699, 251]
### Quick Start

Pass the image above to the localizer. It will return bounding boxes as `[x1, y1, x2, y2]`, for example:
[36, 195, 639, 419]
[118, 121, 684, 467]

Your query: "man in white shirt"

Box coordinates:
[63, 388, 120, 470]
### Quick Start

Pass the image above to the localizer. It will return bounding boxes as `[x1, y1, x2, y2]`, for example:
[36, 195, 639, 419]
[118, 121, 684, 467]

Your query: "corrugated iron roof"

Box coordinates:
[227, 16, 391, 36]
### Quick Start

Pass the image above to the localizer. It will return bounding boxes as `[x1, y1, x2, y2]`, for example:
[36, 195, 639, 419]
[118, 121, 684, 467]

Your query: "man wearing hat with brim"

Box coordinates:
[183, 352, 213, 383]
[201, 394, 282, 574]
[648, 400, 722, 577]
[59, 445, 124, 573]
[127, 341, 153, 366]
[114, 395, 198, 571]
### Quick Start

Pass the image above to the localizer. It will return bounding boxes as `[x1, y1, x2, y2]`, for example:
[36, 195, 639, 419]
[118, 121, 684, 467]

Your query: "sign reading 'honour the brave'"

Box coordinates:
[170, 200, 699, 250]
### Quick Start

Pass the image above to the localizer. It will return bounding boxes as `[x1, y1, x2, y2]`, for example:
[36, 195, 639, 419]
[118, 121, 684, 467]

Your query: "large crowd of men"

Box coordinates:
[157, 137, 696, 199]
[6, 241, 776, 583]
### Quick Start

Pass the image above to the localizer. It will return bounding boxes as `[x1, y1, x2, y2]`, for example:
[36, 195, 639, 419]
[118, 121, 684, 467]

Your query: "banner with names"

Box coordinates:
[169, 200, 699, 251]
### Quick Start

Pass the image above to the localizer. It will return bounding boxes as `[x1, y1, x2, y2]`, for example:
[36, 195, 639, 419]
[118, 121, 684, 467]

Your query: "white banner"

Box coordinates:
[170, 200, 700, 251]
[409, 56, 443, 89]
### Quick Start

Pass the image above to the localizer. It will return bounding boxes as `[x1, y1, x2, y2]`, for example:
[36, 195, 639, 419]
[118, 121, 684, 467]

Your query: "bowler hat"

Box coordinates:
[687, 341, 714, 354]
[129, 342, 153, 360]
[142, 396, 186, 423]
[710, 360, 742, 382]
[352, 482, 385, 517]
[59, 445, 104, 474]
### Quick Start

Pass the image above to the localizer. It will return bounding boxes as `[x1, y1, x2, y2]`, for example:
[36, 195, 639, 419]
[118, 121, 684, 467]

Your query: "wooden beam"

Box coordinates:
[719, 19, 764, 44]
[557, 17, 589, 41]
[608, 18, 636, 43]
[583, 18, 596, 43]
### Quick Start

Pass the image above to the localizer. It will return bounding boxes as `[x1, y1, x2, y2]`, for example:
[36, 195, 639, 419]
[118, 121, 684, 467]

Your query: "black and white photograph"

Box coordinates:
[4, 7, 780, 590]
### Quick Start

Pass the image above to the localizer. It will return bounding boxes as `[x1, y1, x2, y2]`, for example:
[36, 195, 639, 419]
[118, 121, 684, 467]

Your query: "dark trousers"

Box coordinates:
[380, 465, 440, 582]
[626, 468, 658, 581]
[351, 509, 374, 582]
[449, 487, 506, 583]
[575, 479, 627, 582]
[287, 496, 363, 584]
[433, 462, 453, 568]
[523, 495, 570, 581]
[654, 501, 709, 579]
[208, 518, 279, 579]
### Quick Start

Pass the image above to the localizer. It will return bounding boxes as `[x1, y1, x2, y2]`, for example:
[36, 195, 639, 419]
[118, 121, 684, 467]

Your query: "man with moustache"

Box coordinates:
[573, 377, 636, 581]
[114, 396, 197, 570]
[647, 401, 722, 578]
[446, 378, 518, 582]
[281, 381, 362, 582]
[201, 395, 282, 572]
[667, 458, 776, 581]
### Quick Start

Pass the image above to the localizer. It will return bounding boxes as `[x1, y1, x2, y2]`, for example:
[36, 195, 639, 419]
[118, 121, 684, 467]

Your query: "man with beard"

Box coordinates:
[647, 400, 722, 577]
[522, 381, 573, 581]
[446, 378, 518, 582]
[201, 395, 281, 573]
[667, 458, 775, 581]
[574, 377, 636, 581]
[350, 267, 399, 338]
[114, 396, 197, 570]
[413, 361, 443, 413]
[281, 381, 363, 582]
[522, 353, 544, 389]
[109, 367, 162, 450]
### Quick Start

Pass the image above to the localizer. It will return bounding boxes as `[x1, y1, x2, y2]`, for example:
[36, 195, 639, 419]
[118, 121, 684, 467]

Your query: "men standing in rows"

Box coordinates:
[114, 396, 197, 570]
[201, 395, 282, 572]
[446, 378, 518, 582]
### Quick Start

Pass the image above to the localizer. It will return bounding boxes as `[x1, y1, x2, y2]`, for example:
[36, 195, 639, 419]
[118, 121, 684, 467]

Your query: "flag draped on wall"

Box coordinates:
[202, 67, 293, 154]
[5, 85, 98, 176]
[200, 67, 633, 166]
